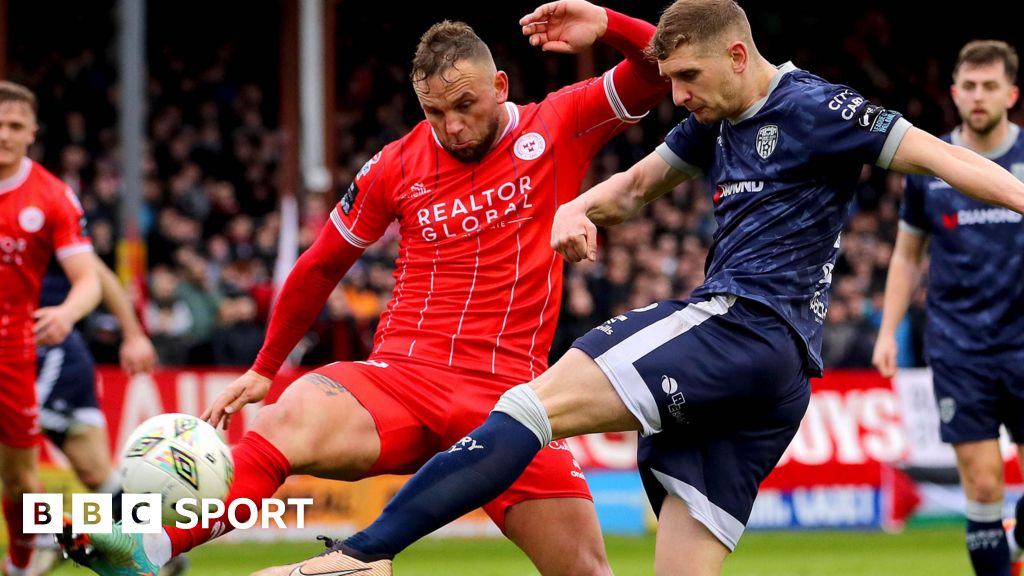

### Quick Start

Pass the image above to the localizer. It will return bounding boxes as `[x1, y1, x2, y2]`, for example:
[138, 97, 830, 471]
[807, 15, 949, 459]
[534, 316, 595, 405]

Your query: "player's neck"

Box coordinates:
[733, 57, 779, 120]
[492, 103, 511, 151]
[958, 119, 1010, 154]
[0, 157, 24, 182]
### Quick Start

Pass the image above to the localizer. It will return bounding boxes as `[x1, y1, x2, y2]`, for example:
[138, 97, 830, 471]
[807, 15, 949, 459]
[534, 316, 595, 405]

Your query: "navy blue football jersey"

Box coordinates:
[39, 261, 72, 308]
[657, 63, 912, 375]
[900, 124, 1024, 360]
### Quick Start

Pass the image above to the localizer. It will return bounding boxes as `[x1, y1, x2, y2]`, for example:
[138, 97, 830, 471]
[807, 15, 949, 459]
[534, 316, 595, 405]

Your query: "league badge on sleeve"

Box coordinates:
[340, 182, 359, 215]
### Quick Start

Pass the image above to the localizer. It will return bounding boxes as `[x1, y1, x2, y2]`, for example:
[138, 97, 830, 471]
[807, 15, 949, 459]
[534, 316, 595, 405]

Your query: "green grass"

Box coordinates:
[37, 526, 970, 575]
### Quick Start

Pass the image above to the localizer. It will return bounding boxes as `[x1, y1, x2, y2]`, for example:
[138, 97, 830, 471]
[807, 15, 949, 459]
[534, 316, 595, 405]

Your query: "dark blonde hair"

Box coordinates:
[0, 81, 37, 113]
[647, 0, 752, 60]
[954, 40, 1018, 83]
[411, 21, 494, 83]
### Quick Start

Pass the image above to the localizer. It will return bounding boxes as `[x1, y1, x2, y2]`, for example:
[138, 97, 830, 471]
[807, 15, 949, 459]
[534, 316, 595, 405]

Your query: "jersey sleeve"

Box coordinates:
[808, 85, 913, 169]
[330, 149, 395, 249]
[899, 175, 930, 235]
[51, 186, 93, 259]
[654, 116, 718, 178]
[540, 11, 667, 161]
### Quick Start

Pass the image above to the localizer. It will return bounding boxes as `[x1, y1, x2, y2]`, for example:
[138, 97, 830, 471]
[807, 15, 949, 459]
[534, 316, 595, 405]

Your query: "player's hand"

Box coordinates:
[202, 370, 272, 430]
[33, 305, 75, 347]
[872, 332, 898, 378]
[119, 334, 157, 375]
[520, 0, 607, 54]
[552, 200, 598, 263]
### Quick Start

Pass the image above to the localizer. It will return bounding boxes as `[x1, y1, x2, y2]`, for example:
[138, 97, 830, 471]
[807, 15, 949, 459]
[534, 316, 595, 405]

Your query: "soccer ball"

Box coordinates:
[120, 413, 234, 525]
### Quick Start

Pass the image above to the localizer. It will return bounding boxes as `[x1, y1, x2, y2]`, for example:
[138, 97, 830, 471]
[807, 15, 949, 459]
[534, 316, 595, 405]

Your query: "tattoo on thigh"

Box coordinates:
[305, 373, 349, 397]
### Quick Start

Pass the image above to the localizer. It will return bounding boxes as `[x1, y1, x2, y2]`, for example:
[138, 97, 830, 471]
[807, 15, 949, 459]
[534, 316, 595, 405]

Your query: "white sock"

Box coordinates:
[1008, 519, 1022, 561]
[96, 471, 123, 495]
[4, 557, 29, 576]
[143, 531, 172, 567]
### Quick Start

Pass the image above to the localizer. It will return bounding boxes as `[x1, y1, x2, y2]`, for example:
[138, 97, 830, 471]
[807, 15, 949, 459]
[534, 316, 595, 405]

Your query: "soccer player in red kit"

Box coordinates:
[69, 2, 667, 575]
[0, 81, 100, 576]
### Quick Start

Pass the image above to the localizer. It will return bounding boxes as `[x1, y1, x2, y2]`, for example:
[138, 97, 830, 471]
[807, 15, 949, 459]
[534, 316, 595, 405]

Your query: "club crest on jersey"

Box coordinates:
[755, 124, 778, 160]
[18, 206, 44, 233]
[514, 132, 546, 161]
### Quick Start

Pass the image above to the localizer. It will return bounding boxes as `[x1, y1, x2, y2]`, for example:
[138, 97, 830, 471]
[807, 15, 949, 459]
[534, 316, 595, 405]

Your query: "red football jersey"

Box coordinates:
[0, 158, 92, 361]
[332, 68, 656, 381]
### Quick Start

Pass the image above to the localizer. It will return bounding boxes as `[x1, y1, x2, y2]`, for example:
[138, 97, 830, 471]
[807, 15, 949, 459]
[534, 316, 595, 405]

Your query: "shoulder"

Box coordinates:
[28, 161, 81, 209]
[26, 160, 65, 192]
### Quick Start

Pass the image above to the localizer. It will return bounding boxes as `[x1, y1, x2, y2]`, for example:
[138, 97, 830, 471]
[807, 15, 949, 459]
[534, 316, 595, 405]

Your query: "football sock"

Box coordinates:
[163, 432, 290, 556]
[344, 400, 549, 558]
[966, 501, 1011, 576]
[3, 496, 33, 569]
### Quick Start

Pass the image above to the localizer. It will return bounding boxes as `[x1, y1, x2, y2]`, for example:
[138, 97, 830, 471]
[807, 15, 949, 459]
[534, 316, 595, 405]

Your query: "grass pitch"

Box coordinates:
[38, 525, 969, 575]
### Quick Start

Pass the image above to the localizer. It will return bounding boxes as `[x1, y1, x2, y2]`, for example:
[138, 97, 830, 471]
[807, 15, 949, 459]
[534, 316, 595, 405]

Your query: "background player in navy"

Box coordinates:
[32, 256, 161, 575]
[873, 40, 1024, 576]
[255, 2, 1024, 576]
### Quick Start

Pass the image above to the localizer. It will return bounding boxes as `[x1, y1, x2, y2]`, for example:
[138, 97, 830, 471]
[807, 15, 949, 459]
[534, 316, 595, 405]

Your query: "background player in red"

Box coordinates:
[69, 1, 668, 575]
[0, 80, 100, 576]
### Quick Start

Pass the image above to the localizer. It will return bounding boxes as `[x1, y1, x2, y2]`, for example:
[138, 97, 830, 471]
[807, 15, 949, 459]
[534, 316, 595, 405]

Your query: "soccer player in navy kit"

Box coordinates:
[873, 40, 1024, 576]
[254, 2, 1024, 576]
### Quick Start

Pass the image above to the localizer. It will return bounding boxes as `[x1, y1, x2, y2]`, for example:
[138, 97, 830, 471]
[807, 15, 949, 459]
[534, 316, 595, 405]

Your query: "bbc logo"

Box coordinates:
[23, 493, 163, 534]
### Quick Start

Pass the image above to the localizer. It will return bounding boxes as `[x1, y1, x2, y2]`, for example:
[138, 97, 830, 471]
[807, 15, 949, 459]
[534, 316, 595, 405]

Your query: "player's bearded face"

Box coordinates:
[951, 62, 1019, 136]
[415, 61, 507, 163]
[0, 102, 36, 171]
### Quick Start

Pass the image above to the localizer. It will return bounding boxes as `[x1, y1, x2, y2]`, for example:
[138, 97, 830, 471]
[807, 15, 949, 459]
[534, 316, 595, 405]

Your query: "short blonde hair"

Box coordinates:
[0, 81, 37, 113]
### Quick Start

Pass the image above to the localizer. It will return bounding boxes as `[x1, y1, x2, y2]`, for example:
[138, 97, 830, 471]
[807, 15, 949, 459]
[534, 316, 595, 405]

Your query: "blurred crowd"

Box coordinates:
[8, 1, 1022, 371]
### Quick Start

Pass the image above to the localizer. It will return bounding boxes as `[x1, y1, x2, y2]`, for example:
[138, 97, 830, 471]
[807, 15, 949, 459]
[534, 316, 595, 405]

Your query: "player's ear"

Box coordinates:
[1008, 84, 1020, 109]
[494, 70, 509, 104]
[727, 41, 748, 74]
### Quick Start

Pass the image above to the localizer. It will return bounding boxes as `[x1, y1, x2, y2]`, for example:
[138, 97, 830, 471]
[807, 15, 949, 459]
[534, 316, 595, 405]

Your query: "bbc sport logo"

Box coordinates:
[23, 493, 313, 534]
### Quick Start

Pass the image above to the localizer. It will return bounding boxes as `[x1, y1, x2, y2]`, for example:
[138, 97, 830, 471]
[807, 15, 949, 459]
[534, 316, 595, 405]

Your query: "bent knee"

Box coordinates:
[250, 376, 379, 475]
[961, 470, 1003, 503]
[250, 396, 310, 460]
[562, 547, 612, 576]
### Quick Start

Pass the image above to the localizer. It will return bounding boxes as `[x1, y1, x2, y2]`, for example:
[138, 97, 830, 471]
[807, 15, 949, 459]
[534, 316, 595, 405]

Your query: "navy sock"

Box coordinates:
[966, 518, 1011, 576]
[344, 412, 542, 558]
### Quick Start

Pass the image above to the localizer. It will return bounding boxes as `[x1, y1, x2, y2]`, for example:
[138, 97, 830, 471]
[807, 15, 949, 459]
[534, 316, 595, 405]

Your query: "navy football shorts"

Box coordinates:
[36, 329, 105, 444]
[573, 294, 810, 550]
[930, 357, 1024, 444]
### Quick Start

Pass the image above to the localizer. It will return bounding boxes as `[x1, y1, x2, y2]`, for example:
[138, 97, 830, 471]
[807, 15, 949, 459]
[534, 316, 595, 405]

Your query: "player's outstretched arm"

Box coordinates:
[552, 151, 690, 262]
[35, 251, 101, 346]
[890, 127, 1024, 214]
[520, 0, 607, 54]
[94, 256, 157, 375]
[872, 229, 926, 378]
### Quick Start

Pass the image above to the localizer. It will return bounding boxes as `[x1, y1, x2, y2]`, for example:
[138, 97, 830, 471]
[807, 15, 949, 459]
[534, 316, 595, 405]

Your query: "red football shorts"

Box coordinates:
[0, 359, 40, 449]
[308, 358, 591, 531]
